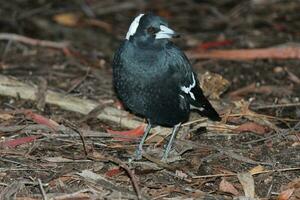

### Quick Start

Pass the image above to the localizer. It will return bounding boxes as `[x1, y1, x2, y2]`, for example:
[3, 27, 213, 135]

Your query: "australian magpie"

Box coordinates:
[112, 13, 221, 160]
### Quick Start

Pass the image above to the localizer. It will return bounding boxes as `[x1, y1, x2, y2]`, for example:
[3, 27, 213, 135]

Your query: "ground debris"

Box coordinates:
[0, 0, 299, 199]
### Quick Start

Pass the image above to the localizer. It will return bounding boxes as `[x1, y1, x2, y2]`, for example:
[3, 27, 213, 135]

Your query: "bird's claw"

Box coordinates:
[134, 149, 143, 160]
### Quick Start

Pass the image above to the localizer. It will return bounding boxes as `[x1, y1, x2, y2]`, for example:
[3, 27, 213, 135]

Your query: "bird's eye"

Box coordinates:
[147, 27, 158, 35]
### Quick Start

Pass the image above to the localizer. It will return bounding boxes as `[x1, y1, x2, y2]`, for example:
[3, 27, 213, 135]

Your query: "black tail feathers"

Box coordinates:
[190, 87, 221, 121]
[192, 101, 221, 121]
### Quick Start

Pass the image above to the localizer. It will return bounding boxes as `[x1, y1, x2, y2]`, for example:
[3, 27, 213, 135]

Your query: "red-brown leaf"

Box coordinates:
[107, 125, 145, 141]
[105, 167, 122, 177]
[1, 135, 39, 148]
[219, 179, 240, 196]
[235, 122, 268, 135]
[278, 188, 295, 200]
[25, 110, 59, 130]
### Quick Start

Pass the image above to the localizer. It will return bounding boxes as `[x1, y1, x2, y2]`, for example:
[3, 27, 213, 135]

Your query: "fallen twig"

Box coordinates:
[219, 148, 273, 165]
[228, 83, 293, 98]
[187, 47, 300, 60]
[64, 121, 89, 157]
[192, 167, 300, 179]
[108, 157, 142, 200]
[38, 179, 48, 200]
[0, 124, 137, 140]
[251, 102, 300, 110]
[0, 33, 69, 49]
[35, 77, 48, 111]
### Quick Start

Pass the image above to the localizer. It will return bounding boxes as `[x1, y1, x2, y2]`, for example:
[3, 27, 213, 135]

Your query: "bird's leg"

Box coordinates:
[135, 122, 152, 160]
[162, 123, 181, 160]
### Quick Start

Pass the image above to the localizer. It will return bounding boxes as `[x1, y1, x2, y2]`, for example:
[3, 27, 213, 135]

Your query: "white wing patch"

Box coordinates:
[125, 14, 144, 40]
[180, 74, 196, 100]
[190, 104, 204, 111]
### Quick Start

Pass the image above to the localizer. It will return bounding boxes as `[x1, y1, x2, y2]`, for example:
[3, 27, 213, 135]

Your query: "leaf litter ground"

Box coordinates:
[0, 1, 299, 199]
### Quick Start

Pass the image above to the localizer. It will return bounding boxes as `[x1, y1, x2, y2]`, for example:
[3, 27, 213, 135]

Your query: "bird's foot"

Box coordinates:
[128, 152, 142, 163]
[133, 148, 143, 161]
[161, 155, 182, 163]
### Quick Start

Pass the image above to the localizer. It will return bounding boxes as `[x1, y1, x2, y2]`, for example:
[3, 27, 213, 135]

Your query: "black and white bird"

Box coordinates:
[112, 13, 221, 160]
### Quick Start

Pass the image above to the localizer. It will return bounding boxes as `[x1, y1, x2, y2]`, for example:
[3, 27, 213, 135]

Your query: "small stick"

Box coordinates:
[35, 77, 48, 111]
[64, 121, 89, 157]
[76, 128, 88, 157]
[38, 178, 48, 200]
[67, 67, 90, 93]
[192, 173, 236, 179]
[108, 157, 142, 200]
[0, 33, 69, 49]
[252, 102, 300, 110]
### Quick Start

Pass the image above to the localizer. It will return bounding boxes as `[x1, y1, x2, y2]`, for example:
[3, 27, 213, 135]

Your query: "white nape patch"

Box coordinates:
[181, 74, 196, 100]
[125, 14, 144, 40]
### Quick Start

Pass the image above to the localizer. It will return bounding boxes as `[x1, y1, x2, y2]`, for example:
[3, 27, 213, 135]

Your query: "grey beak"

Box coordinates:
[156, 25, 179, 39]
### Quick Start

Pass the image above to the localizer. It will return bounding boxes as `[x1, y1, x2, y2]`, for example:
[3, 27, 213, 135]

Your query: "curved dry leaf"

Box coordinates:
[219, 179, 240, 196]
[237, 172, 255, 198]
[278, 188, 295, 200]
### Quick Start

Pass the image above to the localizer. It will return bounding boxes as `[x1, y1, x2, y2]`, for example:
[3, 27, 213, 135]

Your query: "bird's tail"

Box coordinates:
[190, 87, 221, 121]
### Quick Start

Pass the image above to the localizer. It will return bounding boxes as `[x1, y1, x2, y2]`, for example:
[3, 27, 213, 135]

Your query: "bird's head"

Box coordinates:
[125, 13, 178, 44]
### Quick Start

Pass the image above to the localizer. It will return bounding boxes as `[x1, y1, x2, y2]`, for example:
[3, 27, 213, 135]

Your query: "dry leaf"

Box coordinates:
[91, 151, 106, 160]
[235, 122, 268, 135]
[199, 71, 230, 99]
[25, 111, 59, 130]
[287, 178, 300, 189]
[0, 113, 13, 120]
[53, 13, 80, 27]
[280, 178, 300, 200]
[237, 172, 255, 198]
[107, 124, 145, 141]
[175, 170, 188, 180]
[1, 135, 39, 148]
[278, 188, 295, 200]
[249, 165, 265, 175]
[219, 179, 240, 196]
[106, 167, 122, 177]
[77, 169, 113, 184]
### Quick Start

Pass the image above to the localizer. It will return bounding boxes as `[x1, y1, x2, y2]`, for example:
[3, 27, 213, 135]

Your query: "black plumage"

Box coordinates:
[112, 13, 221, 160]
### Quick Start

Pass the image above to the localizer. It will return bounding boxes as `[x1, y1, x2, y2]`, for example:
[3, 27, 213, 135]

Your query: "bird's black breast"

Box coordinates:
[112, 41, 190, 126]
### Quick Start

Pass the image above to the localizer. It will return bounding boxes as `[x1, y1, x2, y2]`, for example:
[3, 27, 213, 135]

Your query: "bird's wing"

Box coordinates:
[168, 44, 221, 121]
